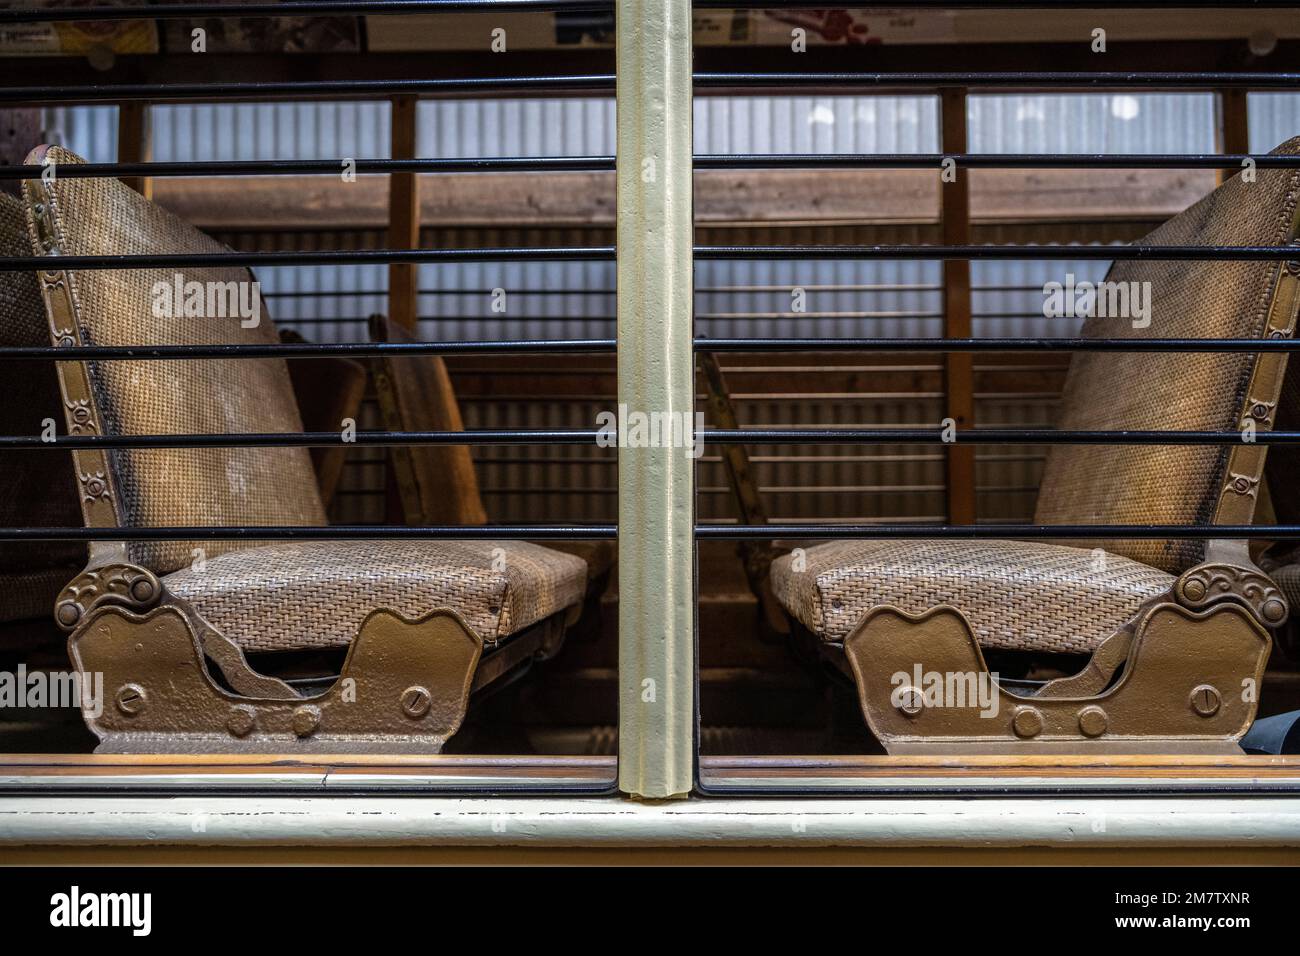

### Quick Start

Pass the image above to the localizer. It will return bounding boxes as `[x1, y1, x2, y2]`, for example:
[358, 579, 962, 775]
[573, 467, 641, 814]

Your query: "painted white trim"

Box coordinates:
[2, 796, 1299, 847]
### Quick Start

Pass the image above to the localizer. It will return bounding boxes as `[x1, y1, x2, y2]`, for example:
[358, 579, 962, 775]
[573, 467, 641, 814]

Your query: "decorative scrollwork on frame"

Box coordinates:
[54, 564, 162, 632]
[1175, 563, 1289, 628]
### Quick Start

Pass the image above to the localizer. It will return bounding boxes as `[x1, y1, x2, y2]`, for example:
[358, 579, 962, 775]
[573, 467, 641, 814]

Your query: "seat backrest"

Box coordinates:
[23, 145, 326, 575]
[0, 191, 84, 620]
[1033, 137, 1300, 574]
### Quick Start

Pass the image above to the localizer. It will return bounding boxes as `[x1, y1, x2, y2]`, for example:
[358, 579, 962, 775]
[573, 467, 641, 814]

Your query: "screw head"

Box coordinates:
[1182, 578, 1207, 601]
[401, 686, 432, 719]
[894, 686, 924, 718]
[115, 683, 146, 716]
[292, 705, 321, 737]
[1011, 706, 1044, 739]
[1262, 598, 1287, 624]
[1190, 684, 1222, 717]
[226, 706, 256, 738]
[1078, 705, 1108, 738]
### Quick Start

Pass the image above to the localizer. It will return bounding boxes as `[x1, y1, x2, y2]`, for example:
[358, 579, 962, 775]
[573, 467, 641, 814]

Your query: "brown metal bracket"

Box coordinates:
[697, 350, 789, 636]
[1175, 561, 1289, 627]
[1033, 555, 1288, 701]
[842, 600, 1271, 754]
[53, 562, 162, 631]
[69, 603, 483, 754]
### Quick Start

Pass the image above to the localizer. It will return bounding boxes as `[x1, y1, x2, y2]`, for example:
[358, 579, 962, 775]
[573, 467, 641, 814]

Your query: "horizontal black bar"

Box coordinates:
[5, 337, 1297, 361]
[0, 1, 614, 23]
[0, 341, 616, 360]
[1, 524, 1294, 543]
[695, 72, 1300, 90]
[6, 0, 1300, 23]
[2, 244, 1294, 271]
[696, 245, 1300, 261]
[11, 154, 1296, 180]
[6, 429, 1299, 450]
[0, 75, 616, 105]
[0, 247, 614, 270]
[697, 153, 1300, 170]
[697, 524, 1300, 540]
[0, 430, 600, 450]
[263, 288, 618, 298]
[0, 525, 617, 542]
[702, 0, 1300, 6]
[0, 157, 617, 180]
[10, 71, 1298, 105]
[697, 338, 1300, 353]
[705, 429, 1300, 445]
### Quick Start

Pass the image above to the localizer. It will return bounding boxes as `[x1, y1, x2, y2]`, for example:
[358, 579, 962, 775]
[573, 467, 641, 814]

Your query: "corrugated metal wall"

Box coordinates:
[39, 93, 1300, 526]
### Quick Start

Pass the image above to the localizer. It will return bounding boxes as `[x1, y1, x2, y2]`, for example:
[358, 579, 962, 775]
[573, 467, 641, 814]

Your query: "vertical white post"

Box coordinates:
[616, 0, 695, 798]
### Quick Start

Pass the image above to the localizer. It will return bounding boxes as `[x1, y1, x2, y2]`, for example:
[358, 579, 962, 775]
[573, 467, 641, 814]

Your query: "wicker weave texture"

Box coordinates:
[1034, 137, 1300, 573]
[1273, 562, 1300, 614]
[771, 539, 1173, 653]
[163, 539, 587, 652]
[25, 146, 326, 574]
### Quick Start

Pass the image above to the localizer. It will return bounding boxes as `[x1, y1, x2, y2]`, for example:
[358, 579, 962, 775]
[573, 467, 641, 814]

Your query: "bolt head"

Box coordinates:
[1078, 705, 1108, 738]
[129, 577, 156, 603]
[226, 706, 256, 738]
[292, 705, 321, 737]
[55, 600, 82, 628]
[115, 683, 146, 716]
[1262, 598, 1287, 624]
[1190, 684, 1222, 718]
[1012, 706, 1044, 739]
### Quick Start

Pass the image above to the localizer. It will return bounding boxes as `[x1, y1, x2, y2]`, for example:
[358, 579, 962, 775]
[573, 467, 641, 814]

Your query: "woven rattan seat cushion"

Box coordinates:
[771, 539, 1172, 654]
[1273, 562, 1300, 616]
[26, 146, 326, 575]
[0, 192, 83, 621]
[1034, 136, 1300, 574]
[163, 539, 587, 652]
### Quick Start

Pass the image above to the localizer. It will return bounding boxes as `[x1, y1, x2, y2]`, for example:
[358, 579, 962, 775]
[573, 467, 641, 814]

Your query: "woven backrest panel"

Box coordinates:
[26, 147, 326, 574]
[1033, 137, 1300, 574]
[0, 192, 84, 585]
